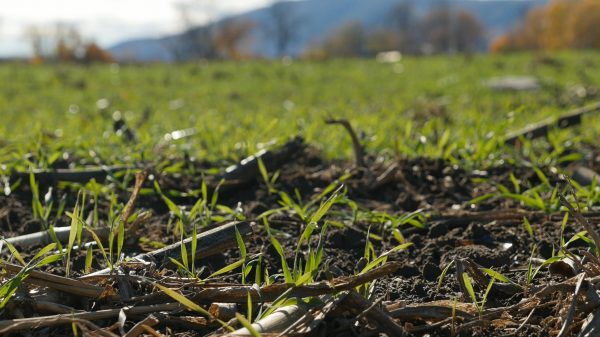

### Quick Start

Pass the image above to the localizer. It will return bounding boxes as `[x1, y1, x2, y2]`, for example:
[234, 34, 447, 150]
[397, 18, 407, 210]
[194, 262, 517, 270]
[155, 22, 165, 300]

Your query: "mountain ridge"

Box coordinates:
[109, 0, 548, 61]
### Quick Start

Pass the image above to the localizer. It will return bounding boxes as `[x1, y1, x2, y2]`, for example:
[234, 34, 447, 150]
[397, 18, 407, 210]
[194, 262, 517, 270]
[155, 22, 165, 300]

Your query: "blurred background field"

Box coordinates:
[2, 51, 600, 171]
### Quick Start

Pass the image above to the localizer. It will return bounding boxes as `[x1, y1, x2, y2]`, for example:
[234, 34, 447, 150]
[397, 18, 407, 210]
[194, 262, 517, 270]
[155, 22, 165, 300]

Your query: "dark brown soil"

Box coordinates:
[2, 144, 600, 337]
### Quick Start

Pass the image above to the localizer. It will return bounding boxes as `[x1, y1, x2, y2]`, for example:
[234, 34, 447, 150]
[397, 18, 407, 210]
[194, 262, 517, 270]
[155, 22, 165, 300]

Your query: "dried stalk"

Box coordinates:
[227, 304, 308, 336]
[121, 170, 148, 232]
[324, 118, 365, 167]
[123, 314, 160, 337]
[0, 303, 182, 332]
[340, 291, 405, 336]
[504, 101, 600, 145]
[2, 263, 106, 298]
[179, 261, 401, 304]
[83, 221, 252, 277]
[220, 136, 304, 183]
[3, 226, 110, 250]
[557, 273, 586, 337]
[209, 303, 238, 321]
[389, 304, 475, 321]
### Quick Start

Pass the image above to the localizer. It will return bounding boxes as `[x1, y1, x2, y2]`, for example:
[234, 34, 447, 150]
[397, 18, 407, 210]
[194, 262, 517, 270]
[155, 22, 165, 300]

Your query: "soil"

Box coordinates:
[2, 144, 600, 336]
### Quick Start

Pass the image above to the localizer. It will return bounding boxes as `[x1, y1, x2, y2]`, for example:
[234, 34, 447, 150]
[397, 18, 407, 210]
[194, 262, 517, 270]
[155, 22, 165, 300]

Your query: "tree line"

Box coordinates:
[491, 0, 600, 53]
[23, 0, 600, 63]
[24, 23, 113, 64]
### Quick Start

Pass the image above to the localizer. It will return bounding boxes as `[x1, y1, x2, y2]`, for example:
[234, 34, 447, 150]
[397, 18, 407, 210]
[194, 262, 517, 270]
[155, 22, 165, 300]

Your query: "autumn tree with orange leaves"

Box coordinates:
[491, 0, 600, 53]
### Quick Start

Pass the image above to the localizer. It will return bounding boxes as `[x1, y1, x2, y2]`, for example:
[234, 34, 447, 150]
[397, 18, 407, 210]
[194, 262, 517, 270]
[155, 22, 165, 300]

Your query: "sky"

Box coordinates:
[0, 0, 272, 56]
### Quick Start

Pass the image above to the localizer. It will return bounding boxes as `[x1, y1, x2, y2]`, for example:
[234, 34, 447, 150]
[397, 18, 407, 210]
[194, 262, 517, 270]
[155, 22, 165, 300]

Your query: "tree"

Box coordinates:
[418, 7, 485, 54]
[24, 26, 46, 60]
[54, 23, 83, 62]
[23, 23, 111, 63]
[385, 1, 418, 53]
[82, 42, 113, 63]
[168, 0, 219, 60]
[264, 1, 303, 57]
[213, 19, 256, 59]
[567, 0, 600, 49]
[490, 0, 600, 52]
[307, 22, 367, 58]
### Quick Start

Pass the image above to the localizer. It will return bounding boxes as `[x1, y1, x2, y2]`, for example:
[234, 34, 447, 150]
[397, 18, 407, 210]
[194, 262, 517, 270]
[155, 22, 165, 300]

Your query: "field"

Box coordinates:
[2, 52, 600, 336]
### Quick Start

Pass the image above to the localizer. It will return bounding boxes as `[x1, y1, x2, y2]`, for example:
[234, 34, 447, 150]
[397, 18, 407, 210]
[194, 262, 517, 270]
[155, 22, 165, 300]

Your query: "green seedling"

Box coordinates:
[462, 272, 495, 317]
[258, 157, 279, 195]
[1, 242, 63, 309]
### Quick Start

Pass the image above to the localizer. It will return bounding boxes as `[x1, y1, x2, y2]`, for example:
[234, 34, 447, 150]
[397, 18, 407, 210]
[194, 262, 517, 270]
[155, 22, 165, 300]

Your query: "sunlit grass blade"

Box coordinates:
[523, 217, 534, 239]
[437, 260, 455, 290]
[236, 225, 247, 260]
[152, 281, 233, 331]
[247, 291, 253, 324]
[84, 226, 109, 269]
[32, 243, 57, 260]
[117, 217, 125, 264]
[480, 268, 513, 284]
[208, 258, 245, 278]
[359, 243, 412, 274]
[66, 204, 80, 277]
[236, 313, 262, 337]
[308, 185, 342, 225]
[270, 235, 292, 283]
[462, 273, 477, 305]
[4, 240, 25, 266]
[85, 246, 93, 274]
[34, 253, 63, 268]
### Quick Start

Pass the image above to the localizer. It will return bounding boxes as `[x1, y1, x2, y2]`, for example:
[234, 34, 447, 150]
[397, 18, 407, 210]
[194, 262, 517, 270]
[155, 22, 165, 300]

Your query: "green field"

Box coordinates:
[3, 52, 600, 336]
[2, 51, 600, 171]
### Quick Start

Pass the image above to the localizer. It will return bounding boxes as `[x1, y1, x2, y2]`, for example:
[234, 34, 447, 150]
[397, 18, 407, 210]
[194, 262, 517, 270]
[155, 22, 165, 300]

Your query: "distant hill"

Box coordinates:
[109, 0, 547, 61]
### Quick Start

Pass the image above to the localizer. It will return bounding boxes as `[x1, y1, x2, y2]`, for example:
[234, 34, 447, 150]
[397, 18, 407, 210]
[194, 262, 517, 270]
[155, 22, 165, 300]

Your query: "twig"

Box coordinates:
[2, 263, 106, 298]
[0, 302, 182, 332]
[278, 294, 347, 335]
[121, 170, 148, 231]
[369, 163, 399, 190]
[324, 118, 365, 167]
[514, 306, 536, 335]
[178, 262, 402, 304]
[220, 136, 305, 183]
[389, 304, 475, 321]
[82, 221, 253, 277]
[579, 306, 600, 337]
[123, 262, 399, 306]
[557, 273, 585, 337]
[340, 291, 405, 336]
[33, 301, 82, 315]
[123, 314, 160, 337]
[354, 296, 384, 325]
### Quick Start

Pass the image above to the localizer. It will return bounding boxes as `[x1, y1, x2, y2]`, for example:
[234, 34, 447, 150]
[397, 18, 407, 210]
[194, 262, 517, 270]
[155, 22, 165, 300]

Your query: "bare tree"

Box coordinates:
[24, 23, 84, 61]
[307, 22, 367, 59]
[264, 1, 302, 57]
[418, 7, 484, 54]
[167, 0, 219, 60]
[385, 1, 418, 53]
[213, 18, 256, 59]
